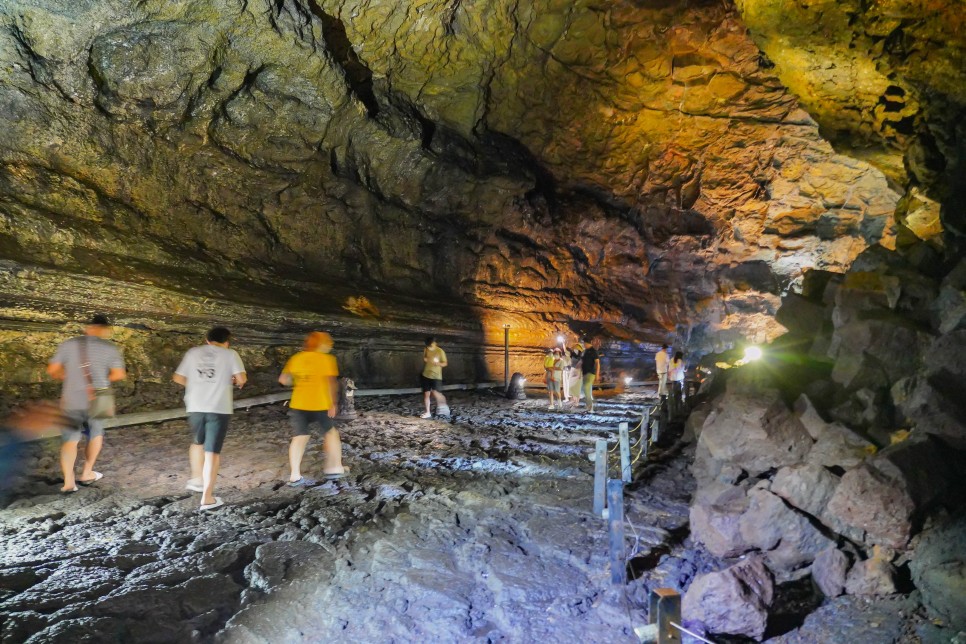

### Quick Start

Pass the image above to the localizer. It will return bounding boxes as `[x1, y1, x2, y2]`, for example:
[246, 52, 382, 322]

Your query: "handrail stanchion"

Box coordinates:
[649, 588, 682, 643]
[619, 422, 632, 482]
[606, 478, 625, 585]
[593, 439, 608, 517]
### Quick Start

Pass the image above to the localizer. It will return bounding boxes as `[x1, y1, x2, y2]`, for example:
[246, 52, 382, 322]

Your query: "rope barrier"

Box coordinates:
[671, 621, 716, 644]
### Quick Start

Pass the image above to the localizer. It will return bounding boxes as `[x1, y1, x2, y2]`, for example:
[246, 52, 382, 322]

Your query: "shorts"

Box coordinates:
[60, 410, 105, 443]
[187, 412, 231, 454]
[421, 376, 442, 392]
[289, 409, 335, 436]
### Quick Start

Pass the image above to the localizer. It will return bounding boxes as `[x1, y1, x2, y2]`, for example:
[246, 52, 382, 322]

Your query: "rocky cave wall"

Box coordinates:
[0, 0, 942, 407]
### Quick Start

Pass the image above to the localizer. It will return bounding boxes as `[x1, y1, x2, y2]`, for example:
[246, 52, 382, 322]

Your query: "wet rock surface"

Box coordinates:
[0, 391, 692, 642]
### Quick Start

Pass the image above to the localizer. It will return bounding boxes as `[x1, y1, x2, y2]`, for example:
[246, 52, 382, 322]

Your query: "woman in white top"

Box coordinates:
[669, 351, 685, 404]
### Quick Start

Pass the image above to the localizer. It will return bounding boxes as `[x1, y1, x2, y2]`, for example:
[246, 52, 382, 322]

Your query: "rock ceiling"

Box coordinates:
[0, 0, 961, 387]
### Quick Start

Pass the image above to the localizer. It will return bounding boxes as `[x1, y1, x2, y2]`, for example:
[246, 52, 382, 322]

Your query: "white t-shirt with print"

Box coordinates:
[175, 345, 246, 414]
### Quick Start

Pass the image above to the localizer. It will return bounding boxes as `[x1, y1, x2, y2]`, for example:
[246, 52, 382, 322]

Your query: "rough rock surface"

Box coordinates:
[811, 547, 850, 599]
[911, 512, 966, 631]
[0, 0, 904, 398]
[698, 388, 813, 476]
[1, 391, 692, 642]
[682, 555, 774, 640]
[735, 0, 966, 239]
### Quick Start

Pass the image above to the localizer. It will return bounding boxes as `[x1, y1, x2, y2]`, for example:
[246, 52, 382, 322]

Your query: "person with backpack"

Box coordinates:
[46, 314, 126, 493]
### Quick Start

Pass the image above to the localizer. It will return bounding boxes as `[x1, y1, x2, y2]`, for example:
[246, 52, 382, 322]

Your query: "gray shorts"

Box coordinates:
[60, 410, 105, 443]
[289, 409, 335, 436]
[188, 412, 231, 454]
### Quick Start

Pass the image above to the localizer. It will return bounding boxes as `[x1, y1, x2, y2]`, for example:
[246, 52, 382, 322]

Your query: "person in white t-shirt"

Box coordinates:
[173, 327, 246, 511]
[669, 351, 686, 404]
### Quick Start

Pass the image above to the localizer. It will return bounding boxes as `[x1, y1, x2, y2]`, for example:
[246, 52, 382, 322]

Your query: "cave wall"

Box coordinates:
[0, 0, 910, 405]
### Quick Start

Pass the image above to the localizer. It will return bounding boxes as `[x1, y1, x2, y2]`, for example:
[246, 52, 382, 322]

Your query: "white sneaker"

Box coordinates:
[420, 412, 432, 419]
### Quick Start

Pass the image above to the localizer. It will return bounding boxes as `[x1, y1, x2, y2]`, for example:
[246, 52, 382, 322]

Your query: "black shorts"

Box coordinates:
[421, 376, 442, 392]
[187, 412, 230, 454]
[289, 409, 335, 436]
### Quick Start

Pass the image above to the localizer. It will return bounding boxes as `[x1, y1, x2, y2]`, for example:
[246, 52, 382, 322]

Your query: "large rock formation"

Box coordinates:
[0, 0, 906, 402]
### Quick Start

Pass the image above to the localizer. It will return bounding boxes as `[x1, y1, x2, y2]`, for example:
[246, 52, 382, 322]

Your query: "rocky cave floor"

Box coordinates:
[0, 391, 943, 643]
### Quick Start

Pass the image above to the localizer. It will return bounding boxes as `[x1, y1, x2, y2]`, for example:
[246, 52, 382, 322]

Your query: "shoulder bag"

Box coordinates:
[81, 337, 116, 419]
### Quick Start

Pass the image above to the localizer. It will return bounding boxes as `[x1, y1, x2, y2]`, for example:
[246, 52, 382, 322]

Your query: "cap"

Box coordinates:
[89, 314, 111, 326]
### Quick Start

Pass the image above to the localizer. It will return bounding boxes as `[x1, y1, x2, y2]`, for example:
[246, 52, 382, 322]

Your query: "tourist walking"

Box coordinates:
[173, 327, 246, 511]
[278, 331, 346, 485]
[568, 340, 584, 404]
[581, 338, 601, 412]
[655, 344, 670, 398]
[420, 336, 449, 418]
[558, 337, 573, 403]
[669, 350, 686, 409]
[544, 347, 559, 410]
[46, 315, 126, 493]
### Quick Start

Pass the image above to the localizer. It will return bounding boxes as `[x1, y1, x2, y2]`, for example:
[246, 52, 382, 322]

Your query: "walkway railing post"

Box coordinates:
[606, 478, 625, 585]
[648, 588, 682, 643]
[619, 422, 632, 483]
[593, 439, 607, 517]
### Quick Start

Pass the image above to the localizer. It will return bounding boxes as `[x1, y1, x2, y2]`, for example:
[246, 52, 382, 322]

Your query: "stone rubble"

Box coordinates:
[684, 245, 966, 641]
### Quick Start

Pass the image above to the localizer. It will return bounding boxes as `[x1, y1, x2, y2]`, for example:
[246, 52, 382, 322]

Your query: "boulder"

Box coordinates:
[699, 389, 813, 476]
[795, 394, 874, 468]
[828, 316, 930, 391]
[690, 483, 753, 558]
[831, 271, 901, 328]
[829, 387, 892, 430]
[844, 555, 897, 596]
[934, 259, 966, 334]
[682, 555, 774, 641]
[806, 424, 875, 470]
[776, 292, 828, 337]
[812, 547, 851, 598]
[738, 487, 834, 574]
[826, 435, 960, 548]
[910, 512, 966, 630]
[893, 330, 966, 449]
[683, 400, 713, 443]
[770, 464, 839, 521]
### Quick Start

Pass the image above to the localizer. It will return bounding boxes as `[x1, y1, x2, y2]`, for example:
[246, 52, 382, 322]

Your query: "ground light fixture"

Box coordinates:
[744, 345, 763, 361]
[624, 377, 633, 385]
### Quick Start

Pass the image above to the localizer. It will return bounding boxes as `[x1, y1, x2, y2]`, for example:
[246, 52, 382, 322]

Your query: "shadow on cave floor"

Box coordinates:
[1, 391, 697, 643]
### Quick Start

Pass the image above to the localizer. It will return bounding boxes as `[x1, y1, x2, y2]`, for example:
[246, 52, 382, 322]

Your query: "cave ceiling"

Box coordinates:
[0, 0, 957, 355]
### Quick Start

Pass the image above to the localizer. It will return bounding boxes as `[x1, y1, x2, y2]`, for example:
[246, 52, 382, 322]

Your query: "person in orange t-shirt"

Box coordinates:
[279, 331, 346, 486]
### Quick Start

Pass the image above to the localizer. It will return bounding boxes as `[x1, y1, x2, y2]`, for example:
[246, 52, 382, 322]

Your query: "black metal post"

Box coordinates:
[503, 325, 510, 389]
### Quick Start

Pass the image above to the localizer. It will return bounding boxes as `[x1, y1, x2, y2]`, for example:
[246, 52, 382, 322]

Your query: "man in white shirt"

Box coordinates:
[173, 327, 246, 511]
[655, 344, 670, 398]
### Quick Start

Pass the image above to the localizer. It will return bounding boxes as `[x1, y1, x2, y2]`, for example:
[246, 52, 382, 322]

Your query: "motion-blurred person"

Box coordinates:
[568, 340, 584, 404]
[47, 314, 126, 493]
[581, 338, 601, 412]
[655, 344, 670, 398]
[420, 336, 449, 418]
[1, 402, 72, 499]
[543, 347, 558, 410]
[173, 327, 246, 511]
[551, 348, 567, 410]
[278, 331, 346, 485]
[669, 351, 686, 406]
[558, 337, 572, 403]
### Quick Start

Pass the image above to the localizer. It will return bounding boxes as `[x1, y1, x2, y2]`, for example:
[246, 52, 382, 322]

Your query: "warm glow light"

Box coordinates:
[744, 346, 763, 361]
[557, 335, 564, 343]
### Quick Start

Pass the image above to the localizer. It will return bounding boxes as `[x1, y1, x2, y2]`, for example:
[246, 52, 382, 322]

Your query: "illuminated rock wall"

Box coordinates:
[0, 0, 912, 402]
